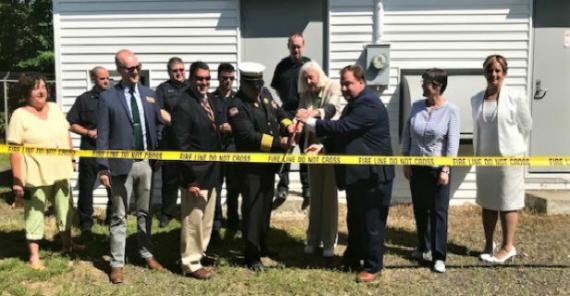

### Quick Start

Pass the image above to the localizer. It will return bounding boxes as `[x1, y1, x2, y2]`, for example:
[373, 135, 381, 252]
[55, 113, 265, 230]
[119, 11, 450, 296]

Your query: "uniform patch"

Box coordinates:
[228, 107, 239, 117]
[146, 96, 156, 103]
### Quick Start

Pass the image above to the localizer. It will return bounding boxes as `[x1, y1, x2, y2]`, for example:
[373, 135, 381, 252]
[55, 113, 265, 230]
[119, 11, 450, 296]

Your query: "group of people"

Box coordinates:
[7, 29, 532, 284]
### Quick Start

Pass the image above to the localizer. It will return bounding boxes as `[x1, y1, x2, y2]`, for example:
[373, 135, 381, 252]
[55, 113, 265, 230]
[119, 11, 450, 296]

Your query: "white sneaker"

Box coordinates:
[411, 249, 432, 261]
[304, 245, 316, 255]
[322, 247, 335, 258]
[433, 260, 446, 273]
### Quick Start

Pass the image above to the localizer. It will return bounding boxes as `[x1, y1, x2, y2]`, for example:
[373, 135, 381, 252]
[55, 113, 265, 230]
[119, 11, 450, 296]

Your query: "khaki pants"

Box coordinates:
[306, 164, 338, 249]
[180, 188, 216, 272]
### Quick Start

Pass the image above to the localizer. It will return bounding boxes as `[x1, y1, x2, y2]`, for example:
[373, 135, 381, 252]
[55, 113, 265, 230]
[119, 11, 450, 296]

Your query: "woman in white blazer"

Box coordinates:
[471, 54, 532, 264]
[296, 61, 342, 258]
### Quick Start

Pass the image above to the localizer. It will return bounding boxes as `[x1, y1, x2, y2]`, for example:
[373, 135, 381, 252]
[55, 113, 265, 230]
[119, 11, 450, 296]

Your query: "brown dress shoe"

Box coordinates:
[145, 257, 163, 270]
[109, 267, 124, 284]
[185, 267, 212, 280]
[356, 271, 378, 283]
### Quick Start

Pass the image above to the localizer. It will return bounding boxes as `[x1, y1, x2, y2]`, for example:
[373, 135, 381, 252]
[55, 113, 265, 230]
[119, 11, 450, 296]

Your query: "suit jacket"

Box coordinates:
[316, 88, 395, 190]
[171, 89, 222, 189]
[298, 80, 343, 146]
[97, 83, 162, 176]
[471, 85, 532, 156]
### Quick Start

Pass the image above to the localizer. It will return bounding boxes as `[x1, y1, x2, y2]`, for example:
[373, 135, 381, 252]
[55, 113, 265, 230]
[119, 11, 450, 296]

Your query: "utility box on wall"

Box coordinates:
[364, 43, 390, 86]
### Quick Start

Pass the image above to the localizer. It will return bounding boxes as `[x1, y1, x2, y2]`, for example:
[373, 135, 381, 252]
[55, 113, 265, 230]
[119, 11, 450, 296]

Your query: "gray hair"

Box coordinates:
[297, 61, 329, 94]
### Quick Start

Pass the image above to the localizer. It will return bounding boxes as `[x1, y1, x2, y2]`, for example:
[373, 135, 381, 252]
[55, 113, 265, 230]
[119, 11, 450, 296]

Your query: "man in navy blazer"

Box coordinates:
[297, 64, 394, 283]
[97, 49, 163, 284]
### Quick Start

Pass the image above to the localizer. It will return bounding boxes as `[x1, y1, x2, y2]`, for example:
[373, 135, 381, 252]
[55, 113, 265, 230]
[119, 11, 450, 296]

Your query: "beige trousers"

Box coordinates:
[180, 188, 216, 272]
[306, 164, 338, 249]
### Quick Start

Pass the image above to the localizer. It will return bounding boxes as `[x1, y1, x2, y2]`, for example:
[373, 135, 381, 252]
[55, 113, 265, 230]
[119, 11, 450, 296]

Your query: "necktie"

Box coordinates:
[129, 86, 144, 150]
[201, 96, 217, 130]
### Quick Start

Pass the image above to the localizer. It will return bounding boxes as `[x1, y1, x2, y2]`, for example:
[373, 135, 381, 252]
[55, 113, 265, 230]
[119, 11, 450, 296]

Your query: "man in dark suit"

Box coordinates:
[171, 61, 222, 280]
[97, 49, 164, 284]
[297, 64, 395, 283]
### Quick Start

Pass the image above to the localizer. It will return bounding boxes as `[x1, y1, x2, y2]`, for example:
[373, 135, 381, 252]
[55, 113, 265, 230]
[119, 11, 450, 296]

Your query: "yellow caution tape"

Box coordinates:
[1, 144, 570, 167]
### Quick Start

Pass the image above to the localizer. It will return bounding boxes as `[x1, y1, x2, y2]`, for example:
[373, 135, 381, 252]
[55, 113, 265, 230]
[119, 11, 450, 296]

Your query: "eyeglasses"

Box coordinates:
[193, 76, 211, 82]
[221, 76, 235, 81]
[170, 68, 185, 73]
[243, 79, 265, 90]
[122, 64, 142, 72]
[97, 77, 110, 81]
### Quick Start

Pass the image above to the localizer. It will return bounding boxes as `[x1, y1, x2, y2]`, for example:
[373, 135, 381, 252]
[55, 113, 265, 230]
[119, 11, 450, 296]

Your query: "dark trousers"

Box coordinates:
[77, 157, 111, 231]
[276, 139, 310, 197]
[410, 166, 451, 261]
[213, 162, 241, 231]
[344, 180, 393, 273]
[241, 168, 275, 263]
[160, 162, 179, 218]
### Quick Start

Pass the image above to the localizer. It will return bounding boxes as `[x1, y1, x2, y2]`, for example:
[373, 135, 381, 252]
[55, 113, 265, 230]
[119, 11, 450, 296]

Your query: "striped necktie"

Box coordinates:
[201, 96, 216, 130]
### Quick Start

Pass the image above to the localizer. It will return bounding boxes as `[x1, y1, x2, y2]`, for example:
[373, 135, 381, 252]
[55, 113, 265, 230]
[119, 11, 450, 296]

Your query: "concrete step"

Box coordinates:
[525, 190, 570, 215]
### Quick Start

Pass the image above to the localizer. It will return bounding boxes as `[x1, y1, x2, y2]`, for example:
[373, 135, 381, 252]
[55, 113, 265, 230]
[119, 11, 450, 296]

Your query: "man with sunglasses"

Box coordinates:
[156, 57, 189, 228]
[209, 63, 240, 241]
[171, 61, 222, 280]
[228, 62, 294, 271]
[97, 49, 164, 284]
[67, 66, 113, 238]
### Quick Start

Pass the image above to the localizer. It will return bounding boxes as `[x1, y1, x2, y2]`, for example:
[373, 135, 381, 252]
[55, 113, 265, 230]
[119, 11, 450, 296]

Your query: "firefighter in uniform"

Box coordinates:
[227, 62, 295, 271]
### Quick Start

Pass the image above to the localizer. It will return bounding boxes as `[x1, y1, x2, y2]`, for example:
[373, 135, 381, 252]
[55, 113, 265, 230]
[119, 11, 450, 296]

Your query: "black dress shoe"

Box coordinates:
[159, 215, 173, 228]
[272, 190, 288, 210]
[200, 255, 216, 267]
[246, 261, 264, 272]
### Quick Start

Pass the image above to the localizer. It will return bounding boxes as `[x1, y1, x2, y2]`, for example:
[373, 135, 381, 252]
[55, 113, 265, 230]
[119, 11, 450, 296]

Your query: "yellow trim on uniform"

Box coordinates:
[281, 118, 293, 127]
[260, 134, 274, 152]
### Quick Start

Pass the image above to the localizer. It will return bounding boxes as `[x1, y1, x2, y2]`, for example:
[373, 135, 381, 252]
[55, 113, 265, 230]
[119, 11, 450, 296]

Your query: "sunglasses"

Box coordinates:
[221, 76, 235, 81]
[122, 64, 142, 72]
[193, 76, 211, 82]
[170, 68, 185, 73]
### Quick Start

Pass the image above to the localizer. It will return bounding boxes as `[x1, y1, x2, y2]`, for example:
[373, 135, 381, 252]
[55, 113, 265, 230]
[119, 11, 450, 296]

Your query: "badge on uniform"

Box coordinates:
[228, 107, 239, 117]
[146, 96, 156, 104]
[254, 102, 259, 108]
[263, 98, 269, 104]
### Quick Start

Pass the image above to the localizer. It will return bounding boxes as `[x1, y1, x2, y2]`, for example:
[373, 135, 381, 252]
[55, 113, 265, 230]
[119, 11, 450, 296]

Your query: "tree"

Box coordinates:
[0, 0, 54, 73]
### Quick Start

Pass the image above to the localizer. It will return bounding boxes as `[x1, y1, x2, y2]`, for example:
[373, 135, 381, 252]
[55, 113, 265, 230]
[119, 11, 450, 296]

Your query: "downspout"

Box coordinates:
[373, 0, 384, 44]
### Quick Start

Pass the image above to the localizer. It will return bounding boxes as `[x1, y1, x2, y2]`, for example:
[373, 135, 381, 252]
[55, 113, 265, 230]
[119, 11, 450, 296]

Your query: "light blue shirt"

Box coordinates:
[123, 83, 148, 150]
[401, 99, 460, 157]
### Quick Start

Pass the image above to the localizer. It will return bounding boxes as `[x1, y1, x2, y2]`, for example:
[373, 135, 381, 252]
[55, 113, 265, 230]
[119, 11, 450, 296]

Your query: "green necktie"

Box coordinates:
[129, 86, 144, 151]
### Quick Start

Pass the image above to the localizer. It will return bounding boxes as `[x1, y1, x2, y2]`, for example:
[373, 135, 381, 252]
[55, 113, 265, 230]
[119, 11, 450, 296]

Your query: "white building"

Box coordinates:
[53, 0, 570, 206]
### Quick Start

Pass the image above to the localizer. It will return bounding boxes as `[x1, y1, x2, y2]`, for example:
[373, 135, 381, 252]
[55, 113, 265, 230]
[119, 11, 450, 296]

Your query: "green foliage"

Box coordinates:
[0, 0, 54, 73]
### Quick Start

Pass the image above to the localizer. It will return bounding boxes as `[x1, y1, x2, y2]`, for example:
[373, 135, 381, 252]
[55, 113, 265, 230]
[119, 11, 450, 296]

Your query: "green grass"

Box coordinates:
[0, 202, 568, 295]
[0, 154, 9, 170]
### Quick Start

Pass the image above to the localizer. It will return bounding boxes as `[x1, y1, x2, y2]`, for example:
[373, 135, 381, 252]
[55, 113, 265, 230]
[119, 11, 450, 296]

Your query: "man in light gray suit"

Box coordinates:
[97, 49, 164, 284]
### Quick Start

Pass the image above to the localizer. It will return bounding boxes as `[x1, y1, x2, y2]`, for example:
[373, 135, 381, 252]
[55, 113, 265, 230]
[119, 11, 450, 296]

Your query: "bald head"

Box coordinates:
[115, 49, 141, 85]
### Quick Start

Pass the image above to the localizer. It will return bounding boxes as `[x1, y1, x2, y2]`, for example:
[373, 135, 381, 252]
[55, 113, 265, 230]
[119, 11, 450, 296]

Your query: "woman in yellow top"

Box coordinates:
[8, 72, 83, 270]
